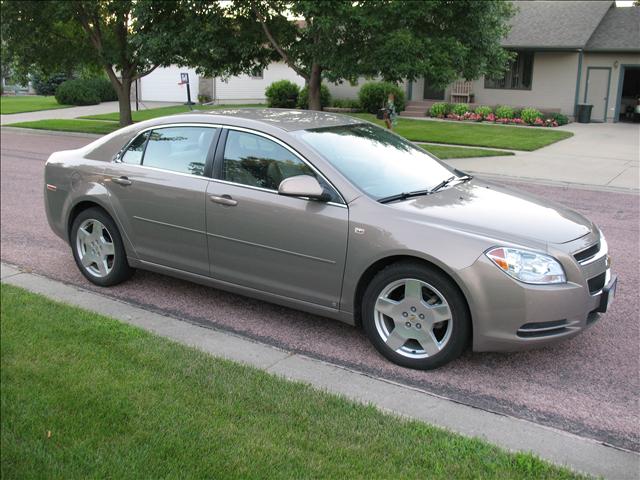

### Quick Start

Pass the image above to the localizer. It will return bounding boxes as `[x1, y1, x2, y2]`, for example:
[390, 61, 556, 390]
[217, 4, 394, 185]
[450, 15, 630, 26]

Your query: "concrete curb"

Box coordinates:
[1, 262, 638, 479]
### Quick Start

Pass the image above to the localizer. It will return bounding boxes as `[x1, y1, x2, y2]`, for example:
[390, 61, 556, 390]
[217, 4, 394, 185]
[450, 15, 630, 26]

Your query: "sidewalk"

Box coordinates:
[0, 101, 178, 125]
[1, 262, 638, 479]
[447, 121, 639, 192]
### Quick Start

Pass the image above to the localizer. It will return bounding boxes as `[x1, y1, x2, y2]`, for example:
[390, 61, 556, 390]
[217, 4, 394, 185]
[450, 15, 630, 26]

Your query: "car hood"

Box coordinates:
[389, 179, 593, 245]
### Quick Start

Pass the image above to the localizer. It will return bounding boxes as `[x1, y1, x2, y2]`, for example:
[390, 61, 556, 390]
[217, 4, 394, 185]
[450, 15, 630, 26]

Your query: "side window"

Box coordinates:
[223, 130, 315, 191]
[121, 131, 149, 165]
[142, 126, 216, 176]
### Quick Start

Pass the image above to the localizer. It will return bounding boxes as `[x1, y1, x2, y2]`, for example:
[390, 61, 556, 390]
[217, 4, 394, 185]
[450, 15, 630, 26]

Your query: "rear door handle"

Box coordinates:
[209, 194, 238, 207]
[112, 176, 132, 186]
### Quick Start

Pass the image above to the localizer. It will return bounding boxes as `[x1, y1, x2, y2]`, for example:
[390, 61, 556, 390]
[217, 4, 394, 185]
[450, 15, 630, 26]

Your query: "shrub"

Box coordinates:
[451, 103, 469, 116]
[520, 107, 542, 124]
[429, 102, 450, 118]
[31, 72, 68, 96]
[83, 77, 118, 102]
[495, 105, 514, 119]
[55, 79, 101, 105]
[358, 81, 406, 114]
[547, 112, 569, 126]
[265, 80, 300, 108]
[331, 98, 361, 109]
[198, 94, 212, 104]
[297, 84, 331, 109]
[474, 105, 492, 118]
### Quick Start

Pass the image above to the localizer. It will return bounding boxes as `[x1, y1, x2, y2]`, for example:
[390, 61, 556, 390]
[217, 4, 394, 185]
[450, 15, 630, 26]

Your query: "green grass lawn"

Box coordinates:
[80, 103, 267, 122]
[6, 119, 118, 135]
[351, 113, 573, 151]
[419, 144, 513, 159]
[1, 284, 585, 480]
[0, 95, 71, 114]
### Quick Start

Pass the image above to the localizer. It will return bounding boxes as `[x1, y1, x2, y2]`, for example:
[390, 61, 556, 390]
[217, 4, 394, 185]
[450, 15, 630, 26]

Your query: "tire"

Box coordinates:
[70, 207, 134, 287]
[362, 261, 470, 370]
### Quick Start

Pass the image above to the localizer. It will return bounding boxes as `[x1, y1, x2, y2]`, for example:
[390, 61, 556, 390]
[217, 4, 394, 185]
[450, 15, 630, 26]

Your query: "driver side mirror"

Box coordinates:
[278, 175, 331, 202]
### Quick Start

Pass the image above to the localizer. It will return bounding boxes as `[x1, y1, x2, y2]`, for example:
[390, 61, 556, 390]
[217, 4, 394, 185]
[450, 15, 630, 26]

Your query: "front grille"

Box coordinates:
[587, 272, 606, 294]
[517, 319, 569, 338]
[574, 242, 600, 263]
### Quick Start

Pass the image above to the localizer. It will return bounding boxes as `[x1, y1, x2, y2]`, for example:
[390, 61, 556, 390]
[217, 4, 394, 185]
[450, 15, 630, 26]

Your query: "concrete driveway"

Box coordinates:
[448, 122, 640, 191]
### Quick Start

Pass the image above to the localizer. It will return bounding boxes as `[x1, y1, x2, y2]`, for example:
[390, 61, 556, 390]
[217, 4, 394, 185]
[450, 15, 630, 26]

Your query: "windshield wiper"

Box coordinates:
[430, 173, 473, 193]
[428, 175, 456, 194]
[378, 174, 474, 204]
[378, 189, 431, 204]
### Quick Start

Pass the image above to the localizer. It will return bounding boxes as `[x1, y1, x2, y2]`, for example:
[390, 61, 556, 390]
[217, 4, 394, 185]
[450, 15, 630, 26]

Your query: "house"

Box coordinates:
[406, 1, 640, 122]
[137, 1, 639, 122]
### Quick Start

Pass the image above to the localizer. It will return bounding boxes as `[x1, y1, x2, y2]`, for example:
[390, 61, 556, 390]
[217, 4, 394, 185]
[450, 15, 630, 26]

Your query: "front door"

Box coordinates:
[206, 129, 349, 308]
[104, 125, 218, 275]
[585, 67, 611, 122]
[423, 81, 445, 100]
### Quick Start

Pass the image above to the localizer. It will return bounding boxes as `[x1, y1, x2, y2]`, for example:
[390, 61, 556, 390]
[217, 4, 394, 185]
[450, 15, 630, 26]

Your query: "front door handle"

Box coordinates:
[209, 194, 238, 207]
[112, 176, 132, 186]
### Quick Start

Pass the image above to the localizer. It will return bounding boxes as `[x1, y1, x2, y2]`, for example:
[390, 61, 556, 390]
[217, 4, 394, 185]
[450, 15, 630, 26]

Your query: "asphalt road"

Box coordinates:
[2, 128, 638, 452]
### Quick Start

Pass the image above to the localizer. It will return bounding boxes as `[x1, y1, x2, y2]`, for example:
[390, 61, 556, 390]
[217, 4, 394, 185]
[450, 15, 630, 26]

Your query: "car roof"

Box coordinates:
[187, 108, 364, 132]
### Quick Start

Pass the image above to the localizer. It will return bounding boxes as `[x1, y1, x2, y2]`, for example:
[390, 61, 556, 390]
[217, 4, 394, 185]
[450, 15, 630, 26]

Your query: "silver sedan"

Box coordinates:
[44, 109, 617, 369]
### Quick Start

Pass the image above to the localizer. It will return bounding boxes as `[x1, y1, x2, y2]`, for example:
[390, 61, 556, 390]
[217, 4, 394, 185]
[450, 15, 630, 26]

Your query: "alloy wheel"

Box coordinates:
[374, 278, 453, 359]
[75, 218, 115, 278]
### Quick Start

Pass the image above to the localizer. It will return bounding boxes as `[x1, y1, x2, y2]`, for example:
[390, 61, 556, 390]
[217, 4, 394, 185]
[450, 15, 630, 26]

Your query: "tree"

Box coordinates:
[1, 0, 231, 126]
[197, 0, 515, 111]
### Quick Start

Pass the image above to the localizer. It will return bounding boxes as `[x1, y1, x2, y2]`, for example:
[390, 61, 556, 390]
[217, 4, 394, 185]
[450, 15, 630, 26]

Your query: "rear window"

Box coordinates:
[142, 126, 216, 176]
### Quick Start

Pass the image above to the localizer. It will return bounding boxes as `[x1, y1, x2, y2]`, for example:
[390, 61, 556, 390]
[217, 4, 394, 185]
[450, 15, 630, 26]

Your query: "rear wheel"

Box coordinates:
[362, 262, 470, 370]
[70, 207, 134, 286]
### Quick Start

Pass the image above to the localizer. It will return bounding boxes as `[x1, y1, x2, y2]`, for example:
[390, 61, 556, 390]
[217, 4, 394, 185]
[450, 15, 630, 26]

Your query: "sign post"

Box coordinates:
[179, 72, 195, 107]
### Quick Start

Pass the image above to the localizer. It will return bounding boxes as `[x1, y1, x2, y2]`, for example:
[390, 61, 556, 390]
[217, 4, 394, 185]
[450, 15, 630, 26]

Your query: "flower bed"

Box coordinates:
[428, 102, 568, 128]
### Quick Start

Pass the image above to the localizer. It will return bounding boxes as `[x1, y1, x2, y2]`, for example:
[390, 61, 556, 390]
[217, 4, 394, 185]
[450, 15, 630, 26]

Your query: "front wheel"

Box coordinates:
[362, 262, 470, 370]
[70, 207, 134, 287]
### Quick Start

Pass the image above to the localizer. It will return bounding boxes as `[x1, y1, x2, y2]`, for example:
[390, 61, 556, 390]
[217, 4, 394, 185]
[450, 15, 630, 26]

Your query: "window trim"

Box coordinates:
[114, 122, 346, 206]
[213, 126, 347, 206]
[484, 51, 534, 91]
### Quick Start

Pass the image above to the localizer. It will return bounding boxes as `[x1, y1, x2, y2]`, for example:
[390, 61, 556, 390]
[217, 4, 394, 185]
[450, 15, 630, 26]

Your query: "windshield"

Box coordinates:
[293, 123, 457, 200]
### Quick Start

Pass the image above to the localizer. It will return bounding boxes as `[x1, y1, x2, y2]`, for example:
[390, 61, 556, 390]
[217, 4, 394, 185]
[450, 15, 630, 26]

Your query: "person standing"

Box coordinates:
[383, 92, 398, 130]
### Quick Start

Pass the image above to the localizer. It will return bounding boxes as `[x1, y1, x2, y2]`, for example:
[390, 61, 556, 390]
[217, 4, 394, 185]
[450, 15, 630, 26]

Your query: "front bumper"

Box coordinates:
[459, 240, 615, 352]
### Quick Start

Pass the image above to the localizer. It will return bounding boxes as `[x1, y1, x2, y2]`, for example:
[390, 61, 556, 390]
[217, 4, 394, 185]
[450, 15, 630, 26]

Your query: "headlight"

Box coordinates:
[485, 247, 566, 284]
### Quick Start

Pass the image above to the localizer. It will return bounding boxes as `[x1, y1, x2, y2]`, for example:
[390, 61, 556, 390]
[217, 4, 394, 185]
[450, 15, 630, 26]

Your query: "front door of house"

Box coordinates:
[585, 67, 611, 122]
[423, 81, 445, 100]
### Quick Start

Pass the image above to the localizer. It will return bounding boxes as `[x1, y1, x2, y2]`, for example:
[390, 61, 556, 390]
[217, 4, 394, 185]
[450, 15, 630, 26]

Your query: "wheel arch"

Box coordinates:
[352, 254, 474, 338]
[65, 197, 137, 260]
[66, 199, 113, 240]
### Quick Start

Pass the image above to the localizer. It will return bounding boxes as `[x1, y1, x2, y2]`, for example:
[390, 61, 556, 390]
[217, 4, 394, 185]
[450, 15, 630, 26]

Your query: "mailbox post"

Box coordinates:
[179, 72, 195, 106]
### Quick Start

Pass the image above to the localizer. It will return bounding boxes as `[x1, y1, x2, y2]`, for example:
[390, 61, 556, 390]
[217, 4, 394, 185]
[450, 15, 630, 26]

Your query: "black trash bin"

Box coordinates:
[576, 103, 593, 123]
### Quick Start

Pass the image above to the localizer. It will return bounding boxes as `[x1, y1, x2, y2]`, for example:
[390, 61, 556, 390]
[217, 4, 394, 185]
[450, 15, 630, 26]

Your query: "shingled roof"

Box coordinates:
[503, 1, 614, 49]
[585, 6, 640, 52]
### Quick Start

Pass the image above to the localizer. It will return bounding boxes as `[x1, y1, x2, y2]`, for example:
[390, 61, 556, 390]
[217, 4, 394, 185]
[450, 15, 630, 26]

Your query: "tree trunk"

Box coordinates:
[117, 78, 133, 126]
[308, 63, 322, 111]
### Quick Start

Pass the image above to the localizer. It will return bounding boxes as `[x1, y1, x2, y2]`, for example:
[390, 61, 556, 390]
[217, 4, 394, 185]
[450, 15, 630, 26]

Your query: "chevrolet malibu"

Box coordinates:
[44, 109, 617, 369]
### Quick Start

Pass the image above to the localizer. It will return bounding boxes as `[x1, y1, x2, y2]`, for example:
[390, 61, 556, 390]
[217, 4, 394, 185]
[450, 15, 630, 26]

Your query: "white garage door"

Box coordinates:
[140, 66, 199, 103]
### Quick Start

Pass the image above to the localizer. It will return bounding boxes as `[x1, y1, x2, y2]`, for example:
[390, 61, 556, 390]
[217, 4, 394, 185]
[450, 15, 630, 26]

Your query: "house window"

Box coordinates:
[485, 51, 534, 90]
[250, 70, 264, 80]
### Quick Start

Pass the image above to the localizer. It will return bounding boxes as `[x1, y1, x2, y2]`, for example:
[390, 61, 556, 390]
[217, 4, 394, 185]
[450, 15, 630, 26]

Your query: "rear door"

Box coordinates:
[104, 125, 219, 275]
[205, 128, 349, 308]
